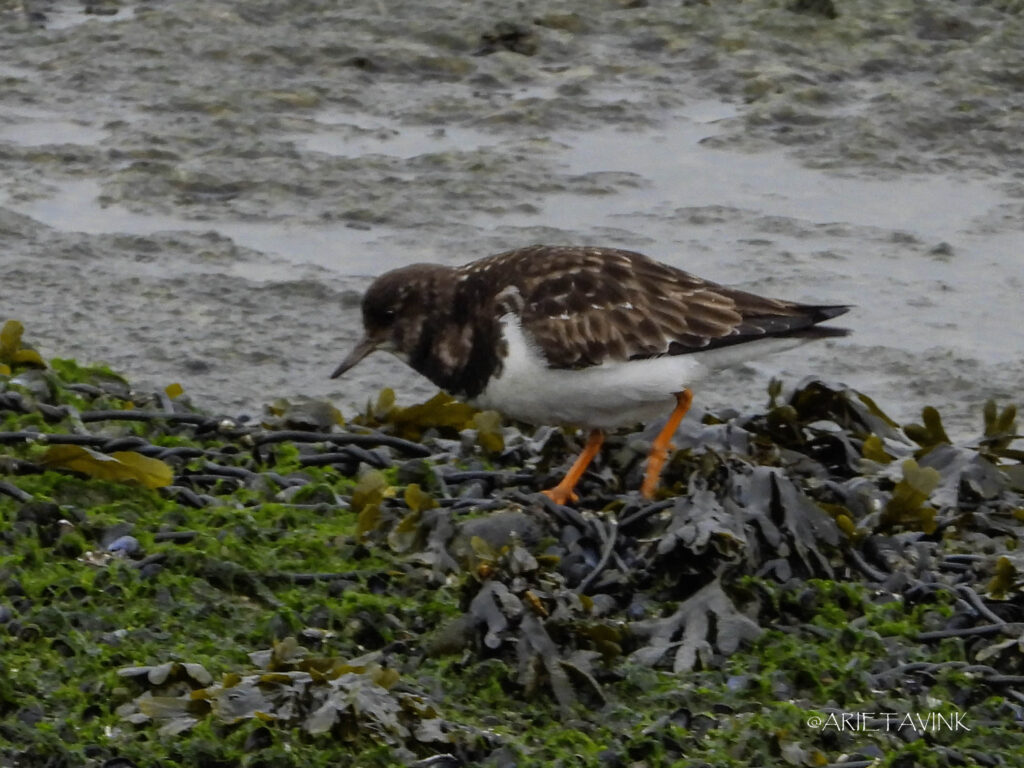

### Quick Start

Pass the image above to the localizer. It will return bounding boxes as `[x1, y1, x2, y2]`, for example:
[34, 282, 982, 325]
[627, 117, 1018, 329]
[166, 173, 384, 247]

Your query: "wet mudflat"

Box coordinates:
[0, 0, 1022, 433]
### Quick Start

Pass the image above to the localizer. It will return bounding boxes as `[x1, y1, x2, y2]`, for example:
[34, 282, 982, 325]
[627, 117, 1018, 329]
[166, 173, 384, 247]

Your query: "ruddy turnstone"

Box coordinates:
[331, 245, 849, 504]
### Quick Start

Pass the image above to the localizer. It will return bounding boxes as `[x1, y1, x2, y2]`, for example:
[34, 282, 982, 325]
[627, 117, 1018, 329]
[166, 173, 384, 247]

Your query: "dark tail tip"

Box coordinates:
[812, 304, 853, 322]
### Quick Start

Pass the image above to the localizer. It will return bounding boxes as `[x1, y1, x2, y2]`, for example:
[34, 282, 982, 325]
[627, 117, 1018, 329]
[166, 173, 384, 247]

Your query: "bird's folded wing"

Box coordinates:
[461, 245, 842, 370]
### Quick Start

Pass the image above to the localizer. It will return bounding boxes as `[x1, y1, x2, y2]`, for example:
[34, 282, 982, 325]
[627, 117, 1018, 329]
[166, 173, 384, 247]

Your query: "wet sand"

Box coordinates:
[1, 0, 1021, 435]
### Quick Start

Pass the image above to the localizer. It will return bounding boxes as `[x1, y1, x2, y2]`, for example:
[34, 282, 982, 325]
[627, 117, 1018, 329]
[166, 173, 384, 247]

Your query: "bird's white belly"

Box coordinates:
[469, 314, 708, 429]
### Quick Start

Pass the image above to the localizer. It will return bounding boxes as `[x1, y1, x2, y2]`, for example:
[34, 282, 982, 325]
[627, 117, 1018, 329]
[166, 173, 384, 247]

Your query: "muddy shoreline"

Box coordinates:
[1, 0, 1021, 433]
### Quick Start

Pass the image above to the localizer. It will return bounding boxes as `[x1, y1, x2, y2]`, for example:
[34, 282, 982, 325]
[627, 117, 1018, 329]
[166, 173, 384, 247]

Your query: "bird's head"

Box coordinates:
[330, 263, 454, 378]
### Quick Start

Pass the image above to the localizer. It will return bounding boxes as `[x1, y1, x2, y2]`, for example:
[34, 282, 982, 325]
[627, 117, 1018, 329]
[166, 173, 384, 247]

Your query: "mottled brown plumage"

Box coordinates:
[331, 244, 850, 503]
[471, 245, 847, 369]
[332, 245, 849, 400]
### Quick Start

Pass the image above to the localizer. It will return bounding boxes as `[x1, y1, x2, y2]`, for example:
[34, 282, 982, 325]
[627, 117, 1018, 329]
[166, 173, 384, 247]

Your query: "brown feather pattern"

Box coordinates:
[344, 244, 849, 399]
[458, 245, 849, 370]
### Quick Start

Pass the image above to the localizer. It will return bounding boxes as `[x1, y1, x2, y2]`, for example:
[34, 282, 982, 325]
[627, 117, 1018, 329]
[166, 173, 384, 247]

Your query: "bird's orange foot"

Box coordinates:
[640, 389, 694, 499]
[640, 443, 674, 499]
[540, 428, 605, 507]
[541, 484, 579, 506]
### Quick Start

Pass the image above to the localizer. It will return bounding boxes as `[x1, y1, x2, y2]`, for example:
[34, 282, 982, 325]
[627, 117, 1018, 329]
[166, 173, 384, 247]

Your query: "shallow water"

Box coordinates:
[1, 0, 1021, 436]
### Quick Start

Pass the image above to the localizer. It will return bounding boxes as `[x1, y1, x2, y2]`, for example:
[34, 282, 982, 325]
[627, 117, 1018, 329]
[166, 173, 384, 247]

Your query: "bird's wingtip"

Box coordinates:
[815, 304, 853, 322]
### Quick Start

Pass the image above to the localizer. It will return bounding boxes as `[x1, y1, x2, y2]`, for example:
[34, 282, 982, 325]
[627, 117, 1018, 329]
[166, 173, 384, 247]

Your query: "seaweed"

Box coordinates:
[0, 320, 46, 376]
[2, 321, 1024, 766]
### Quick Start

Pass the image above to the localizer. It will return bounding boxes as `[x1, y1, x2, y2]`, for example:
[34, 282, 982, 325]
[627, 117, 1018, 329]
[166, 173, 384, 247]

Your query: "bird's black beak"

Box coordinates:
[330, 335, 378, 379]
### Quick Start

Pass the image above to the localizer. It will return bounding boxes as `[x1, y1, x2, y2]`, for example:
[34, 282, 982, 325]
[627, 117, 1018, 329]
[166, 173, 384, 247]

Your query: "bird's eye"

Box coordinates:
[370, 307, 397, 327]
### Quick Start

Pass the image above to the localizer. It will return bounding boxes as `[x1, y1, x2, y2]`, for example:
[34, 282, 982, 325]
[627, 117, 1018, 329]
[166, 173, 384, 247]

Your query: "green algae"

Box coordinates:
[4, 327, 1024, 765]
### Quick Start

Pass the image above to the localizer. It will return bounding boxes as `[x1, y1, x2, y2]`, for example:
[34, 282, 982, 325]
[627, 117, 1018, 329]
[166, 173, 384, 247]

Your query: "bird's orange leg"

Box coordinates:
[542, 429, 605, 505]
[641, 389, 694, 499]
